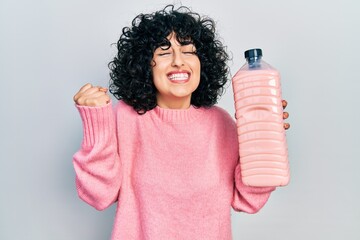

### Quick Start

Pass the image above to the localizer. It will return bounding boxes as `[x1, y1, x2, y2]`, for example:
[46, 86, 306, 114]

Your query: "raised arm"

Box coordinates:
[72, 84, 122, 210]
[232, 163, 275, 213]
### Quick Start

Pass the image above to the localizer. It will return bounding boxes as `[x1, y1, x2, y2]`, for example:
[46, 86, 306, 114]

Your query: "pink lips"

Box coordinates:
[167, 71, 190, 83]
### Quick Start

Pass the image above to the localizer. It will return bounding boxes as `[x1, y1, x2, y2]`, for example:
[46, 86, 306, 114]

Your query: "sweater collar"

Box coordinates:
[152, 105, 205, 124]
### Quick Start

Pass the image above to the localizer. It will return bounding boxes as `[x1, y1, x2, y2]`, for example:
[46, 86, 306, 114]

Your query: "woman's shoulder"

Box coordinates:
[114, 100, 138, 114]
[113, 100, 142, 120]
[207, 105, 235, 123]
[115, 100, 132, 111]
[202, 105, 237, 132]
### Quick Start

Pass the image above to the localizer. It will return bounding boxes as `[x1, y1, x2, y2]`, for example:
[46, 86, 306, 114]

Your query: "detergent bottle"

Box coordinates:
[232, 48, 290, 187]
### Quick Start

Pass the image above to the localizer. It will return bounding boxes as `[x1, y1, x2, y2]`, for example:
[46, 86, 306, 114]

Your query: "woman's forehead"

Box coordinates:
[157, 32, 194, 47]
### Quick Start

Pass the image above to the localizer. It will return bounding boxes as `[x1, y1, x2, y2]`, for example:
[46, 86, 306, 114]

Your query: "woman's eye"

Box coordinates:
[158, 52, 171, 56]
[182, 46, 197, 55]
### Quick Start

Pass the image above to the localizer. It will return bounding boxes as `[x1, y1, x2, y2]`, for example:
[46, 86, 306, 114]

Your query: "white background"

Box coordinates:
[1, 0, 359, 239]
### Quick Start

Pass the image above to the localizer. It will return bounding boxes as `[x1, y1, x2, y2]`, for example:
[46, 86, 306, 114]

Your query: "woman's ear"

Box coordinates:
[151, 59, 157, 68]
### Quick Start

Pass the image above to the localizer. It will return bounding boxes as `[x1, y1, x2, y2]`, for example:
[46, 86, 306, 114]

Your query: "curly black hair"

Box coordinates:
[108, 5, 229, 114]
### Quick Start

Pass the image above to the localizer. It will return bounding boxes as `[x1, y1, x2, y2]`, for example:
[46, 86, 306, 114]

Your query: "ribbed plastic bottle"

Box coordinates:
[232, 48, 290, 187]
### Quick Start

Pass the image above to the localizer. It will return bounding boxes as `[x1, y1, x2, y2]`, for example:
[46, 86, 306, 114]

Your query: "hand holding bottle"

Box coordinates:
[282, 100, 290, 130]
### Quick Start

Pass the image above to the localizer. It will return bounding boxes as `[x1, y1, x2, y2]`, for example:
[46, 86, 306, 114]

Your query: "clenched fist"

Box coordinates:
[73, 83, 111, 107]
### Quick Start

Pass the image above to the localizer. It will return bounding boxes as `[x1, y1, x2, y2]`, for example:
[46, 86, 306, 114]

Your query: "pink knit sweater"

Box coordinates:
[73, 100, 275, 240]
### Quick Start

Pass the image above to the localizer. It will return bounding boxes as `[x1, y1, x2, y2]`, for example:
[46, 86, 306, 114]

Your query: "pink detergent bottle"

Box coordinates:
[232, 48, 290, 187]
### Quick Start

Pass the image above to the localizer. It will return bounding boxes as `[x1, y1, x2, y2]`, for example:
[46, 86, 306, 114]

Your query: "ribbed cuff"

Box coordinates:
[76, 102, 115, 147]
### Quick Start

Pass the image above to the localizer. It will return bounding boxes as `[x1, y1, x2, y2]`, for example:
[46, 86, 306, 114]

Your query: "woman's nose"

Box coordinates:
[171, 51, 185, 67]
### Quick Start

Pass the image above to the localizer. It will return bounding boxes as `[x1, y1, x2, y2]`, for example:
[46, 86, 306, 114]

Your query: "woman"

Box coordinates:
[73, 5, 290, 240]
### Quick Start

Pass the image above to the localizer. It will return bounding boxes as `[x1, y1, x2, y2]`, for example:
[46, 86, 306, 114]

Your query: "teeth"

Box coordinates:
[168, 73, 189, 81]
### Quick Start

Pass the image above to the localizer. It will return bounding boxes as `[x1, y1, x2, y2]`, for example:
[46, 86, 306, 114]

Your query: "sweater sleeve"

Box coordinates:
[232, 162, 275, 213]
[72, 102, 122, 211]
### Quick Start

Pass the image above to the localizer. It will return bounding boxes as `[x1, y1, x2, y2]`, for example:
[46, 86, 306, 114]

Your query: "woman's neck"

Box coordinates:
[156, 95, 191, 109]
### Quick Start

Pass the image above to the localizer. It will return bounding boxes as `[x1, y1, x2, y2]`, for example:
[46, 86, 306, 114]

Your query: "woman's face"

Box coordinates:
[151, 33, 201, 109]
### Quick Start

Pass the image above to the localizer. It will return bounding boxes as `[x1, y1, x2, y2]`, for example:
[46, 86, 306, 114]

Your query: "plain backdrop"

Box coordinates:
[1, 0, 359, 239]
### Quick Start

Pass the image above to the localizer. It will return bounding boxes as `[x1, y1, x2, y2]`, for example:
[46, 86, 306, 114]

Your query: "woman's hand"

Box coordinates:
[282, 100, 290, 130]
[73, 83, 110, 107]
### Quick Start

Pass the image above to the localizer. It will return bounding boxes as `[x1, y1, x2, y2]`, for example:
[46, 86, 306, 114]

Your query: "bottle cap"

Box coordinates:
[244, 48, 263, 59]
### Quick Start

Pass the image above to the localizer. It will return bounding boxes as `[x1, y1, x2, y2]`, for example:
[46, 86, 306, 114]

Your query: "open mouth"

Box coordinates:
[167, 72, 190, 83]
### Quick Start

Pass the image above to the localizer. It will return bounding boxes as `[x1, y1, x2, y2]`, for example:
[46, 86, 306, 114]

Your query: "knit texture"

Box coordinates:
[73, 101, 275, 240]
